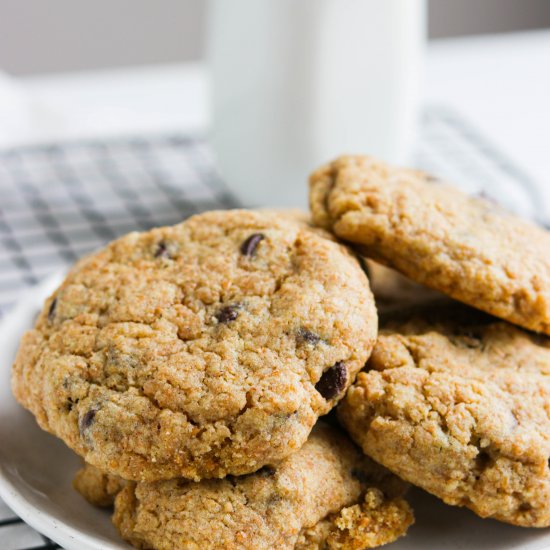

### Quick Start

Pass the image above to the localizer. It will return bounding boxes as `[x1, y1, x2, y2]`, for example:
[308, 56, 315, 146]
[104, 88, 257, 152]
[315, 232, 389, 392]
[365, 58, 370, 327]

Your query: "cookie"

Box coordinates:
[12, 209, 377, 481]
[113, 424, 413, 550]
[338, 305, 550, 526]
[309, 155, 550, 335]
[73, 463, 126, 508]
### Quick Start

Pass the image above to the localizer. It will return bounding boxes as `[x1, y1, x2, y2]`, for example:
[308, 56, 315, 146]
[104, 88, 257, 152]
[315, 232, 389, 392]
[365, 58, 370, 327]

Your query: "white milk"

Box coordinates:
[207, 0, 426, 207]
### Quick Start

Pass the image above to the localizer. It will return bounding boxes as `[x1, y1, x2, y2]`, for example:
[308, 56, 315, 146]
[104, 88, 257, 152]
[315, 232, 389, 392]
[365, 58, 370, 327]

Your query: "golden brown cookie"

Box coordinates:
[12, 209, 377, 481]
[73, 463, 126, 508]
[113, 424, 413, 550]
[338, 304, 550, 527]
[310, 155, 550, 334]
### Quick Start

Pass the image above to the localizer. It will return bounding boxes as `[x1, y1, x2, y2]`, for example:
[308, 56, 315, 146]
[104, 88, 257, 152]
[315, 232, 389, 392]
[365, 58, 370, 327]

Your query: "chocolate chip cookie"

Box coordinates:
[12, 209, 377, 481]
[338, 304, 550, 526]
[113, 424, 414, 549]
[309, 155, 550, 334]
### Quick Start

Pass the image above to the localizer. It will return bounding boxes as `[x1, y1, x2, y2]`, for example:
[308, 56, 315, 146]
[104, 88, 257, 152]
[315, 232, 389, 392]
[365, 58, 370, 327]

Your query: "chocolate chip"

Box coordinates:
[519, 503, 533, 512]
[47, 298, 57, 322]
[315, 361, 347, 400]
[296, 327, 321, 346]
[475, 450, 491, 472]
[79, 409, 97, 434]
[240, 233, 265, 256]
[426, 174, 440, 183]
[216, 304, 240, 323]
[154, 240, 171, 259]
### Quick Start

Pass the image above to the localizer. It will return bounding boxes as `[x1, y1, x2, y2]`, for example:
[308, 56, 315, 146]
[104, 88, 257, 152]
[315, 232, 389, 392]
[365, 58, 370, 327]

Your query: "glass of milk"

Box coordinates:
[207, 0, 426, 207]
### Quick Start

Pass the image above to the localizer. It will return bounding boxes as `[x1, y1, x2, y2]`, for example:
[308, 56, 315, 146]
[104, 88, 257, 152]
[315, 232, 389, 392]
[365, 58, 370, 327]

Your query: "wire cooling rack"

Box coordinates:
[0, 136, 239, 319]
[0, 105, 544, 549]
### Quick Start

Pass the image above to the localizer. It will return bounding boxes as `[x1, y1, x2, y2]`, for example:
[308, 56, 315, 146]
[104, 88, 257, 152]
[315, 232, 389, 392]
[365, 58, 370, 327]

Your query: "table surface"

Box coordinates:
[4, 29, 550, 213]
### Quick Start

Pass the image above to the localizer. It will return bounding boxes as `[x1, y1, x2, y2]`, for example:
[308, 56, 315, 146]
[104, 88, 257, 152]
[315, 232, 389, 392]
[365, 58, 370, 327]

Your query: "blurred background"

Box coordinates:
[1, 0, 550, 75]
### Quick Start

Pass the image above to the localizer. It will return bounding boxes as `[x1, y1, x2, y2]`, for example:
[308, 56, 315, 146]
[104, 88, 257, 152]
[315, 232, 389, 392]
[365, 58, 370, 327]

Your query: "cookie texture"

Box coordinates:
[295, 488, 413, 550]
[12, 209, 377, 481]
[310, 155, 550, 334]
[74, 463, 126, 508]
[113, 424, 413, 550]
[338, 305, 550, 526]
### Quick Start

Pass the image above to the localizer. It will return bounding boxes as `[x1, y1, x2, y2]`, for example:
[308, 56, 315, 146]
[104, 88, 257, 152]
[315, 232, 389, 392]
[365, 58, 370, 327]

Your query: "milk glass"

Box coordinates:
[207, 0, 426, 206]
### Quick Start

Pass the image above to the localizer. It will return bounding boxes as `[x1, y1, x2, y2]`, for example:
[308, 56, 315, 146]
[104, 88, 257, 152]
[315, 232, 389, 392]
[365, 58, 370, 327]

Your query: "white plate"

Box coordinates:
[0, 273, 548, 550]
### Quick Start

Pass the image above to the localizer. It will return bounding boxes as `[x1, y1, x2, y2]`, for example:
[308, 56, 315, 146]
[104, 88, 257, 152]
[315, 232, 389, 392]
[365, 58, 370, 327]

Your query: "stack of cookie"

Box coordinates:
[311, 156, 550, 529]
[11, 155, 550, 549]
[11, 208, 412, 549]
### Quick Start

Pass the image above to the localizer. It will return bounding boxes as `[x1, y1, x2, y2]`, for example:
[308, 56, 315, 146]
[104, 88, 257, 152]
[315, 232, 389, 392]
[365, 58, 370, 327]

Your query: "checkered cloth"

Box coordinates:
[0, 105, 543, 549]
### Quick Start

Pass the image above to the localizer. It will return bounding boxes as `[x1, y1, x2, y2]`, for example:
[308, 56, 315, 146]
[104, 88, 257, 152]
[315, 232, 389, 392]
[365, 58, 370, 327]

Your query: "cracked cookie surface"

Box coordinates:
[309, 155, 550, 335]
[12, 209, 377, 481]
[338, 304, 550, 526]
[112, 424, 413, 550]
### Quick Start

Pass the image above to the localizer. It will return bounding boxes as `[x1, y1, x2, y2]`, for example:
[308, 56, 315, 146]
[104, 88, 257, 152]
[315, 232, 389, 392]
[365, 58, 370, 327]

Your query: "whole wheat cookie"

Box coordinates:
[73, 463, 127, 508]
[309, 155, 550, 334]
[338, 304, 550, 527]
[12, 209, 377, 481]
[113, 424, 413, 550]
